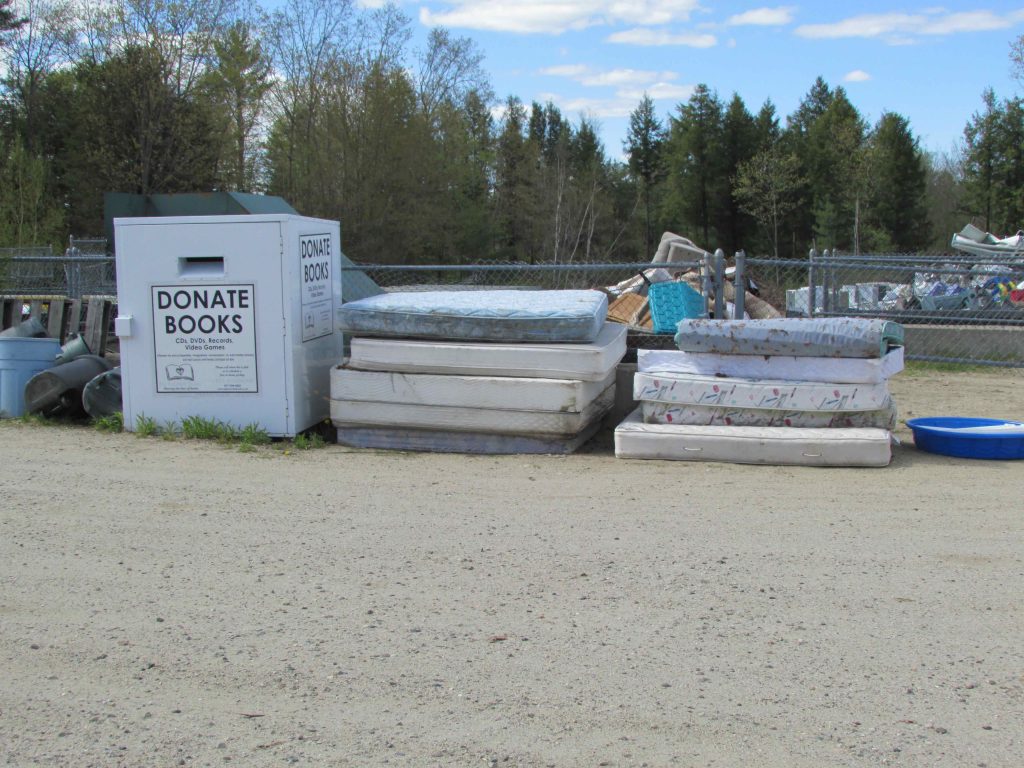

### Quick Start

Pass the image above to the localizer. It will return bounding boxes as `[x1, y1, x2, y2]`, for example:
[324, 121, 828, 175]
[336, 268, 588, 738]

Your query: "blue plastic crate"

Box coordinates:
[907, 417, 1024, 460]
[648, 281, 706, 334]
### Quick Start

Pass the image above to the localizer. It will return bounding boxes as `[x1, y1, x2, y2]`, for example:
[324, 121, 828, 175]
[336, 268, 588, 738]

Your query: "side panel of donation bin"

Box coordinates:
[282, 217, 343, 432]
[115, 215, 341, 437]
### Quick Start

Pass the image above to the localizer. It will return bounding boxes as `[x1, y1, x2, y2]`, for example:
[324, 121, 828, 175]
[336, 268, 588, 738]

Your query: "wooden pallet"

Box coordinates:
[0, 295, 114, 355]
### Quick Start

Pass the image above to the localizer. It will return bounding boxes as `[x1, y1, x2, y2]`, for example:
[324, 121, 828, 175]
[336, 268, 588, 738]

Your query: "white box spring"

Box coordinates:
[640, 400, 897, 429]
[349, 323, 626, 381]
[614, 409, 891, 466]
[638, 347, 904, 384]
[337, 290, 608, 343]
[633, 371, 891, 412]
[336, 420, 601, 455]
[332, 384, 614, 436]
[331, 366, 615, 413]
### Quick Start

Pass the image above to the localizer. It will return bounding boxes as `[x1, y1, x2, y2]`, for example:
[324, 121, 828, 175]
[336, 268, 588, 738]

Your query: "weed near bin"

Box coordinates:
[93, 412, 124, 433]
[135, 414, 158, 437]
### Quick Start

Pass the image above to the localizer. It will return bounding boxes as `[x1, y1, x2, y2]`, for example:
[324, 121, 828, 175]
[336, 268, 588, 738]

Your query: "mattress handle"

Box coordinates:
[802, 452, 823, 458]
[683, 446, 703, 452]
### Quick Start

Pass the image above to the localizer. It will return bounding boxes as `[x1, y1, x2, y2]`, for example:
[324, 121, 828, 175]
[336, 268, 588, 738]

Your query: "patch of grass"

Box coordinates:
[18, 412, 60, 426]
[237, 442, 256, 453]
[161, 420, 179, 441]
[239, 423, 271, 446]
[93, 412, 124, 433]
[135, 413, 158, 437]
[181, 415, 238, 442]
[292, 432, 326, 450]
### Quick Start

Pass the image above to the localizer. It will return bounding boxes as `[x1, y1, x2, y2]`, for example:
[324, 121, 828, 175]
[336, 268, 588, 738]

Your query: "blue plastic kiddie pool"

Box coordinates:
[906, 417, 1024, 459]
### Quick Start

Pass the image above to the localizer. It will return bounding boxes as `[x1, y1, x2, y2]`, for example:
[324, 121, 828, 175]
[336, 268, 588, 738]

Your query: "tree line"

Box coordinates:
[1, 0, 1021, 262]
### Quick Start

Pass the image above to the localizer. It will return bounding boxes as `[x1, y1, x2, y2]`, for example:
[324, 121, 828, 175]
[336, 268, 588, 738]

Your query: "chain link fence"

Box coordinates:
[0, 238, 115, 299]
[2, 239, 1021, 369]
[348, 252, 1024, 369]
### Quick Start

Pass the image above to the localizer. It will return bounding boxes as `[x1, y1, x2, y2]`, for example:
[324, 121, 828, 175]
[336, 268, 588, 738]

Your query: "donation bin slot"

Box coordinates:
[178, 256, 225, 277]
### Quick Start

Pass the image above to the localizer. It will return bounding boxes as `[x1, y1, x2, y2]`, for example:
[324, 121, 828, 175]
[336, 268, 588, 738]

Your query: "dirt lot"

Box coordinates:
[1, 369, 1023, 767]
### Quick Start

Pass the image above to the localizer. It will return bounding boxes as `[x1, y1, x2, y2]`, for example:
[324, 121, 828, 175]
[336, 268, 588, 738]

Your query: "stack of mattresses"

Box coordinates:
[615, 318, 903, 466]
[332, 290, 625, 454]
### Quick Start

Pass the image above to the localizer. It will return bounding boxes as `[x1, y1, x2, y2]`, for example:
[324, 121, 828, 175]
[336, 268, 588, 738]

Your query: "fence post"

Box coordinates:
[733, 250, 746, 319]
[808, 248, 817, 318]
[713, 249, 727, 318]
[702, 251, 714, 317]
[65, 245, 81, 299]
[822, 249, 832, 315]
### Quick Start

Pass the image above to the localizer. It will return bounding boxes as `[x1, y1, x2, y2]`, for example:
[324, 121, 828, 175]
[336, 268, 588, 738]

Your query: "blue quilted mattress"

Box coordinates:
[675, 318, 904, 358]
[337, 290, 608, 343]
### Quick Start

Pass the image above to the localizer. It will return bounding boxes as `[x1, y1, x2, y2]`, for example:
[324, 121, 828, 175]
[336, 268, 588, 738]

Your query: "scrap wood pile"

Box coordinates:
[602, 232, 782, 330]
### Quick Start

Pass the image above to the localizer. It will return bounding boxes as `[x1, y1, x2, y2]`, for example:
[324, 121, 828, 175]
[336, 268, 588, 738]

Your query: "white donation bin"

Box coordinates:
[114, 214, 342, 436]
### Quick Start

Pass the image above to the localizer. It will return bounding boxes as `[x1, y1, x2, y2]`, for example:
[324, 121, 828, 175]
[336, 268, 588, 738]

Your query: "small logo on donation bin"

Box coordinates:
[166, 363, 195, 381]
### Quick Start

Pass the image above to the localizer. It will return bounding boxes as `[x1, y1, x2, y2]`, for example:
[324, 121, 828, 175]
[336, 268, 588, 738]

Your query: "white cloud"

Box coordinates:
[541, 65, 680, 86]
[541, 94, 638, 119]
[618, 82, 695, 100]
[607, 27, 717, 46]
[844, 69, 871, 82]
[540, 64, 591, 78]
[539, 65, 693, 102]
[921, 10, 1024, 35]
[419, 0, 701, 35]
[583, 68, 679, 86]
[795, 9, 1024, 42]
[726, 6, 796, 26]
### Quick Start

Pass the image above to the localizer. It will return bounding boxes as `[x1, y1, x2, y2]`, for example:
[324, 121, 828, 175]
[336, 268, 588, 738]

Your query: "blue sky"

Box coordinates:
[362, 1, 1024, 160]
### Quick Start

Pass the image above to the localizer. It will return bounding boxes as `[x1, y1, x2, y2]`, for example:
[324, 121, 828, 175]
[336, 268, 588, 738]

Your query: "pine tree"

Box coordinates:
[663, 84, 724, 247]
[0, 0, 25, 36]
[804, 87, 867, 251]
[206, 21, 272, 191]
[624, 94, 665, 256]
[962, 89, 1002, 232]
[720, 93, 759, 254]
[865, 112, 930, 251]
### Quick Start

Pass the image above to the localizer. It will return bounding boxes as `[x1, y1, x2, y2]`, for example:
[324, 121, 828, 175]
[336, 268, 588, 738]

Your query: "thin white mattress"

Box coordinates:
[641, 400, 897, 429]
[638, 347, 904, 384]
[331, 366, 615, 413]
[633, 371, 891, 412]
[614, 409, 891, 466]
[336, 420, 601, 455]
[675, 318, 903, 358]
[349, 322, 626, 381]
[331, 384, 614, 436]
[337, 290, 608, 343]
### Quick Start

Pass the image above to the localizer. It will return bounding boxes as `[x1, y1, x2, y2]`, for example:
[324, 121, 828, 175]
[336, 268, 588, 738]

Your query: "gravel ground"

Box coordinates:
[1, 369, 1022, 767]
